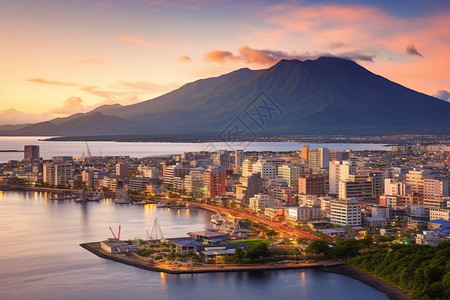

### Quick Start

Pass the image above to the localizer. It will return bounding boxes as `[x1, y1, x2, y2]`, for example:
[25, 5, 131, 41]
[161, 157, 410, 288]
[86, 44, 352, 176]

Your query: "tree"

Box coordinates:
[266, 229, 278, 239]
[333, 238, 360, 258]
[306, 240, 331, 257]
[246, 242, 270, 259]
[232, 247, 245, 263]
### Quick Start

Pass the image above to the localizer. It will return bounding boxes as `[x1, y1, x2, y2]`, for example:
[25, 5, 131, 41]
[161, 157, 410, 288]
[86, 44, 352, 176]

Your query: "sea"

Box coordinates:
[0, 136, 388, 163]
[0, 190, 389, 300]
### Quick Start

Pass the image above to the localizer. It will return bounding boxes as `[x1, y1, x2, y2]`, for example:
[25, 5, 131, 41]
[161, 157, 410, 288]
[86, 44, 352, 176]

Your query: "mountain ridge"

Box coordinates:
[1, 56, 449, 136]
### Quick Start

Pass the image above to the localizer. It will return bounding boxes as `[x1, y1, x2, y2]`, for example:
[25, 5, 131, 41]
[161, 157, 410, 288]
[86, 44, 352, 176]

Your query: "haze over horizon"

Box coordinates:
[2, 0, 450, 125]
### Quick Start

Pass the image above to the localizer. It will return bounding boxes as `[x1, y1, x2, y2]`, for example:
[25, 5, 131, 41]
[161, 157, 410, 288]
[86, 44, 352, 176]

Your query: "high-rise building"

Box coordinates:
[330, 199, 361, 226]
[249, 194, 277, 213]
[308, 147, 329, 169]
[234, 150, 244, 167]
[423, 178, 449, 209]
[24, 145, 39, 161]
[338, 174, 373, 201]
[184, 170, 204, 197]
[204, 166, 226, 198]
[240, 173, 264, 200]
[252, 160, 278, 179]
[300, 145, 309, 160]
[298, 176, 325, 195]
[278, 163, 301, 187]
[115, 163, 129, 178]
[329, 160, 357, 195]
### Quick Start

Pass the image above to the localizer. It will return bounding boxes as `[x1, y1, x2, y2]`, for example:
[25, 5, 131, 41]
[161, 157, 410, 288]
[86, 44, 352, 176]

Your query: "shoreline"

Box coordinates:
[323, 265, 411, 300]
[82, 241, 411, 300]
[80, 242, 342, 274]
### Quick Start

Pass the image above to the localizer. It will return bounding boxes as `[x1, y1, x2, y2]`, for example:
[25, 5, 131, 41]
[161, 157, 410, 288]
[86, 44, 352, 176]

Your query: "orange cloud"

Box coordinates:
[26, 77, 79, 86]
[178, 55, 192, 62]
[50, 96, 87, 114]
[204, 45, 374, 65]
[120, 35, 166, 48]
[204, 50, 237, 63]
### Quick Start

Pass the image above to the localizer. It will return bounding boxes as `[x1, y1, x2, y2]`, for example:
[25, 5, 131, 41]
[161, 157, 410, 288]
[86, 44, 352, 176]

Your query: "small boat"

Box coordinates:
[156, 201, 172, 208]
[210, 213, 224, 225]
[86, 191, 104, 201]
[115, 190, 131, 204]
[74, 194, 87, 202]
[48, 194, 78, 201]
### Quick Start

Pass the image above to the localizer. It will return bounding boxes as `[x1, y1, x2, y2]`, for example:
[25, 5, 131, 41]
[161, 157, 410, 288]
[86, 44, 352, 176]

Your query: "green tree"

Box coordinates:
[246, 242, 270, 259]
[306, 240, 331, 257]
[333, 238, 360, 258]
[266, 229, 278, 239]
[232, 247, 245, 263]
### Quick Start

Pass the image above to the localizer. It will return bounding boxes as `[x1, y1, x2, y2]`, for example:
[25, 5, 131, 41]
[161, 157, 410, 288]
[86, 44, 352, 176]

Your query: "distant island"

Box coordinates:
[42, 134, 450, 145]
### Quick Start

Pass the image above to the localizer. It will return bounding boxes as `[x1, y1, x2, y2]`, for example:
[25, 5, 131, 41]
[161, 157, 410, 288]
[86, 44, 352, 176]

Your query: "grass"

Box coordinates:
[229, 238, 274, 248]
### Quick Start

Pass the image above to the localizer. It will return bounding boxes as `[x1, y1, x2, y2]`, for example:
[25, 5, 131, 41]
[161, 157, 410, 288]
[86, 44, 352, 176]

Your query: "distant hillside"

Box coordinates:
[2, 57, 449, 137]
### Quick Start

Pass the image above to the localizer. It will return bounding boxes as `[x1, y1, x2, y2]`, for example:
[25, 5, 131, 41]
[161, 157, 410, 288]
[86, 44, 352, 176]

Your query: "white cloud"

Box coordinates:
[432, 90, 450, 102]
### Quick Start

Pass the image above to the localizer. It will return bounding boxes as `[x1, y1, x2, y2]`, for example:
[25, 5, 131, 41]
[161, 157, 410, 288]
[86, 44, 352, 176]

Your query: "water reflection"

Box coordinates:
[0, 191, 389, 300]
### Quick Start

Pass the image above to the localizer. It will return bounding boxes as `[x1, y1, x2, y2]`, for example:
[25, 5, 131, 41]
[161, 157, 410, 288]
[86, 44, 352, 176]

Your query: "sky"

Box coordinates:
[1, 0, 450, 125]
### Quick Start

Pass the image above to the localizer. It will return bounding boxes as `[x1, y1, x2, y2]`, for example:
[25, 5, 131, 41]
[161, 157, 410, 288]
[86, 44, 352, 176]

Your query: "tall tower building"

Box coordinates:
[204, 166, 226, 198]
[24, 145, 39, 161]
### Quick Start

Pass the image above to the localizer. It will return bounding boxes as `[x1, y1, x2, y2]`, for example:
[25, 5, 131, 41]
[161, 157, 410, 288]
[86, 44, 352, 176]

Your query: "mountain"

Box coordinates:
[2, 57, 450, 137]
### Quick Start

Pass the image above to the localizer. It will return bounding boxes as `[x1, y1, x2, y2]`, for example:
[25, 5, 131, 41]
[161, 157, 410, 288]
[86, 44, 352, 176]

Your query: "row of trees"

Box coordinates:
[348, 241, 450, 300]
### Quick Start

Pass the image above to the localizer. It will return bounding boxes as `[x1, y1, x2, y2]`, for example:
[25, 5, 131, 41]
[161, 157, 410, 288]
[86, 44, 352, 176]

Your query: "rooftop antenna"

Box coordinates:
[147, 218, 164, 240]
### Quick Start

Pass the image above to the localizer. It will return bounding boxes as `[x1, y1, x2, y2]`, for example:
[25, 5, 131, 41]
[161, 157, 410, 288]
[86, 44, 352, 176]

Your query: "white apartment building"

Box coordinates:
[330, 199, 361, 226]
[423, 178, 449, 208]
[308, 147, 329, 169]
[384, 178, 407, 196]
[329, 160, 357, 195]
[429, 208, 450, 221]
[278, 163, 301, 188]
[252, 160, 278, 179]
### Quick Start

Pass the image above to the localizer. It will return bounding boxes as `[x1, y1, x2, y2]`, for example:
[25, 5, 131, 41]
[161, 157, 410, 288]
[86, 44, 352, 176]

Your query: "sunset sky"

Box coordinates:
[2, 0, 450, 125]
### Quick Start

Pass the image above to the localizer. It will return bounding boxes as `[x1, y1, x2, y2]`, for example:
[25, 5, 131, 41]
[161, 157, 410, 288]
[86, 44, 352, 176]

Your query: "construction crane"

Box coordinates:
[109, 225, 121, 241]
[84, 141, 92, 162]
[147, 218, 164, 240]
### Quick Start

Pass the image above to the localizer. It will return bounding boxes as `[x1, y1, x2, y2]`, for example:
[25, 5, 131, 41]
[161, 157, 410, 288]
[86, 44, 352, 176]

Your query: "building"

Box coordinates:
[416, 231, 446, 246]
[249, 194, 278, 213]
[338, 175, 373, 201]
[384, 178, 407, 196]
[364, 217, 387, 229]
[234, 150, 244, 168]
[371, 206, 390, 219]
[298, 176, 325, 195]
[115, 163, 129, 178]
[43, 162, 73, 186]
[329, 150, 350, 162]
[286, 206, 321, 222]
[252, 160, 278, 179]
[300, 145, 309, 160]
[429, 208, 450, 221]
[184, 171, 204, 197]
[204, 166, 226, 198]
[24, 145, 39, 161]
[242, 158, 256, 177]
[329, 160, 357, 195]
[163, 163, 190, 188]
[278, 163, 301, 188]
[307, 147, 329, 169]
[330, 199, 361, 226]
[237, 173, 264, 206]
[423, 178, 449, 209]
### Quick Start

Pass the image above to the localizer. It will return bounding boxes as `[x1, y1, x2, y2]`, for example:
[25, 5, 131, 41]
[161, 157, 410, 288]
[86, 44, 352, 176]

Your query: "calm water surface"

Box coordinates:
[0, 136, 388, 162]
[0, 191, 389, 300]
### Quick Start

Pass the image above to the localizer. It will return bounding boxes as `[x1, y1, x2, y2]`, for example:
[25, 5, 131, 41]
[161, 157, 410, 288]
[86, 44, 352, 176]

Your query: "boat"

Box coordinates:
[74, 193, 88, 202]
[86, 191, 104, 201]
[115, 190, 131, 204]
[156, 201, 173, 208]
[48, 194, 78, 201]
[210, 213, 224, 225]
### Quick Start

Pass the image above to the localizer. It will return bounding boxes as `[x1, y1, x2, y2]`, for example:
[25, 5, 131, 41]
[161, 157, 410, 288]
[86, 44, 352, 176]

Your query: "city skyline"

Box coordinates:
[2, 0, 450, 125]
